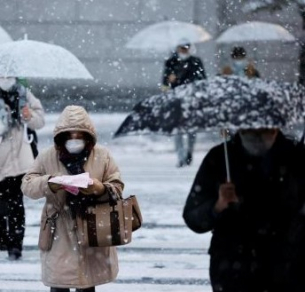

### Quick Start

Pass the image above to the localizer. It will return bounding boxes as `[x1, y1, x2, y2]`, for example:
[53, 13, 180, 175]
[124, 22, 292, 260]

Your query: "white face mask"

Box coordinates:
[178, 52, 190, 60]
[0, 77, 16, 91]
[232, 60, 247, 75]
[65, 139, 85, 154]
[239, 132, 275, 157]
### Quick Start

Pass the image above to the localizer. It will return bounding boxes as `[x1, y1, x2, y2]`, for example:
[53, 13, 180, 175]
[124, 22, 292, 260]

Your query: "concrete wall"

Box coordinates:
[0, 0, 217, 89]
[0, 0, 301, 110]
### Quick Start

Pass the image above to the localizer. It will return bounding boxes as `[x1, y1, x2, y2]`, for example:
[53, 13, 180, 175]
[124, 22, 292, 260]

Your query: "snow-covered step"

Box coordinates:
[0, 248, 211, 292]
[0, 282, 212, 292]
[24, 224, 211, 251]
[0, 250, 209, 278]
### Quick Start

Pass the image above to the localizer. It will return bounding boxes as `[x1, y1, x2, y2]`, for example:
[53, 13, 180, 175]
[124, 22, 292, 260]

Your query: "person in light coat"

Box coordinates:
[21, 105, 124, 292]
[0, 77, 45, 260]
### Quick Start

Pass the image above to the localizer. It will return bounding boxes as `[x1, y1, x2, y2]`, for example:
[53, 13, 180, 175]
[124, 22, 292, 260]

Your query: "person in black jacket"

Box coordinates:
[162, 42, 206, 167]
[183, 128, 305, 292]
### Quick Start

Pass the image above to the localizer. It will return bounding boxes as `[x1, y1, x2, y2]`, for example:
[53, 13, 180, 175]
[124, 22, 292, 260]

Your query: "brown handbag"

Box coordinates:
[38, 210, 59, 251]
[38, 189, 65, 252]
[76, 195, 142, 247]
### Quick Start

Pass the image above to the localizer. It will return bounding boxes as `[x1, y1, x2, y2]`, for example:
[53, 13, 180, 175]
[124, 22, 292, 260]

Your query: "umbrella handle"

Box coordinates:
[300, 123, 305, 145]
[221, 129, 231, 183]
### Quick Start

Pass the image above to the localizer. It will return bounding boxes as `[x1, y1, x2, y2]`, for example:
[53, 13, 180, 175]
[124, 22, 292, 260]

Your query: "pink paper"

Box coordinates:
[63, 185, 79, 195]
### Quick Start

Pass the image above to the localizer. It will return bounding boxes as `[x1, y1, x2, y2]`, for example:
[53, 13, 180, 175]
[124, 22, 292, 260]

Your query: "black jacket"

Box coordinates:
[162, 53, 206, 88]
[183, 132, 305, 292]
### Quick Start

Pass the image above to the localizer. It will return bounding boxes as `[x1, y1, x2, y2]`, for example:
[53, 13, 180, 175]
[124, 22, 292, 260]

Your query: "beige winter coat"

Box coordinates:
[21, 106, 124, 289]
[0, 90, 45, 181]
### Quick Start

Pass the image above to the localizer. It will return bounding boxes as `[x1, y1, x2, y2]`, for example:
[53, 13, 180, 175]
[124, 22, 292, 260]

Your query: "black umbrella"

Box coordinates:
[114, 92, 183, 136]
[114, 76, 305, 181]
[114, 76, 305, 137]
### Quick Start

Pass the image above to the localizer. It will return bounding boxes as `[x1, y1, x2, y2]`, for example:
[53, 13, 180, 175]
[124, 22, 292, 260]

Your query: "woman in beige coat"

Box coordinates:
[22, 105, 124, 292]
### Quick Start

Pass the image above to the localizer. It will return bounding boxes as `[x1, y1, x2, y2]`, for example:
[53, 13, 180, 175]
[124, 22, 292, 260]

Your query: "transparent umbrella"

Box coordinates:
[126, 20, 212, 52]
[0, 26, 12, 45]
[0, 40, 93, 79]
[216, 21, 296, 44]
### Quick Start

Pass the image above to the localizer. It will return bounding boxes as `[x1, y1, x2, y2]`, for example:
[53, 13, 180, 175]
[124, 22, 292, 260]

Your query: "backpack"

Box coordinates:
[0, 84, 38, 157]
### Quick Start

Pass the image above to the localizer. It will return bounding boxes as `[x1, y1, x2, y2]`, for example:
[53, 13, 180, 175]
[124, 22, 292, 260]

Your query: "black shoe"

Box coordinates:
[50, 288, 70, 292]
[185, 152, 192, 165]
[8, 248, 22, 261]
[176, 160, 185, 168]
[0, 242, 7, 251]
[76, 288, 95, 292]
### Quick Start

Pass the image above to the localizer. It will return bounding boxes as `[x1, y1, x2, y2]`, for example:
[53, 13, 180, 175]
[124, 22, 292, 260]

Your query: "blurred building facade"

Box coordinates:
[0, 0, 302, 110]
[218, 0, 302, 83]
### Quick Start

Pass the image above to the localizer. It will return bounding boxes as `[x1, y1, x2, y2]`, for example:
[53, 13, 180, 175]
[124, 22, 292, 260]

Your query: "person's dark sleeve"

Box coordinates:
[194, 58, 206, 80]
[162, 60, 172, 86]
[183, 149, 220, 233]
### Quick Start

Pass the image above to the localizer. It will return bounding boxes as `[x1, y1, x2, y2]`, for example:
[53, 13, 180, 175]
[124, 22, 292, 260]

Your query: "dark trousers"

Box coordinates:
[0, 174, 25, 252]
[209, 252, 288, 292]
[50, 288, 95, 292]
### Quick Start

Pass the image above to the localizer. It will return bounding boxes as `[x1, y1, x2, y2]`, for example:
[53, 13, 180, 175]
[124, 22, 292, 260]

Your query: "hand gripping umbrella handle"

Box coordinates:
[222, 129, 231, 183]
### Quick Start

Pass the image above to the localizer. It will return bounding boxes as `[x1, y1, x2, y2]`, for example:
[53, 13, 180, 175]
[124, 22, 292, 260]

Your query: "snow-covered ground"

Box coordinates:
[0, 113, 220, 292]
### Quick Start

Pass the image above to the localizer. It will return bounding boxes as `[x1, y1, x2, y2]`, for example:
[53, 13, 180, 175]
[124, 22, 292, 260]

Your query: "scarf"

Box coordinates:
[59, 148, 100, 218]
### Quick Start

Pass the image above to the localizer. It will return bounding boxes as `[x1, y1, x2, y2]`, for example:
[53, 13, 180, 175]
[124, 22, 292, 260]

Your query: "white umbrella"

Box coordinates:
[0, 27, 12, 44]
[216, 21, 296, 43]
[126, 20, 212, 52]
[0, 40, 93, 79]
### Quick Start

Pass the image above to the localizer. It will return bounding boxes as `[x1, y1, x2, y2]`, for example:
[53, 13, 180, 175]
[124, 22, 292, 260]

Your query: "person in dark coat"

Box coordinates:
[183, 128, 305, 292]
[162, 43, 206, 89]
[162, 42, 206, 167]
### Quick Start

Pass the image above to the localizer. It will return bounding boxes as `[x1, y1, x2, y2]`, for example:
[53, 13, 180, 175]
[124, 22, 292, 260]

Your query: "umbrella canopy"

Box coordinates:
[0, 27, 12, 45]
[115, 93, 182, 136]
[114, 76, 305, 137]
[0, 40, 93, 79]
[181, 77, 304, 131]
[216, 21, 296, 44]
[126, 20, 212, 52]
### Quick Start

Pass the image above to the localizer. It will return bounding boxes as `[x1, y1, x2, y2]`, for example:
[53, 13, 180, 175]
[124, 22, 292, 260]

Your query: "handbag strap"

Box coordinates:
[105, 184, 119, 207]
[46, 212, 59, 233]
[46, 181, 62, 219]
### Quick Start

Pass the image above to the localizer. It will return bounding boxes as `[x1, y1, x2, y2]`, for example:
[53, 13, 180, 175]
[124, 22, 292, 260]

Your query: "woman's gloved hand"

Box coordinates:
[79, 178, 105, 196]
[48, 182, 63, 193]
